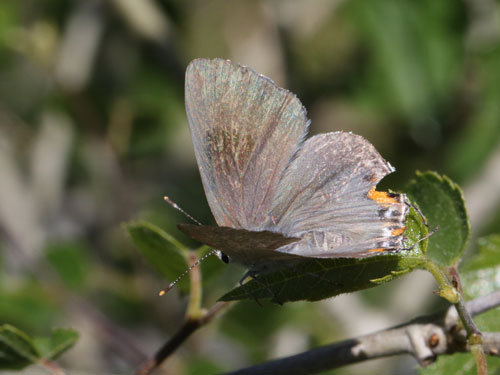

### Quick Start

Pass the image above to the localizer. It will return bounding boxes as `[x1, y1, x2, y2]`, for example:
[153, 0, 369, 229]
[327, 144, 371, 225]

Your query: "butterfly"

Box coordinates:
[178, 58, 409, 277]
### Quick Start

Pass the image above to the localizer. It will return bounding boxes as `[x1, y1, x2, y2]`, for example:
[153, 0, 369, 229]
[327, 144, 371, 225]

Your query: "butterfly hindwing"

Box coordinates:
[177, 224, 302, 270]
[266, 132, 408, 258]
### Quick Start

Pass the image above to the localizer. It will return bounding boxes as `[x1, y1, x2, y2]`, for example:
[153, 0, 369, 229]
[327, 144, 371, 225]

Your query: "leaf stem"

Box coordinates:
[423, 260, 459, 303]
[160, 229, 190, 252]
[424, 261, 487, 375]
[186, 252, 203, 319]
[451, 268, 485, 375]
[471, 344, 487, 375]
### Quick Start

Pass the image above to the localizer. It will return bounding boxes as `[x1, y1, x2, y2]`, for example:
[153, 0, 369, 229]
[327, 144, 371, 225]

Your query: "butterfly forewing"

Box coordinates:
[185, 59, 309, 230]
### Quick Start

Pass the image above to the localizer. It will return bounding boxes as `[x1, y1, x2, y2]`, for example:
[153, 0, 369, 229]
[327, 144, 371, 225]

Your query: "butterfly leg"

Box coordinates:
[239, 271, 262, 306]
[405, 199, 429, 227]
[402, 225, 440, 251]
[240, 271, 283, 306]
[403, 199, 441, 251]
[304, 271, 343, 290]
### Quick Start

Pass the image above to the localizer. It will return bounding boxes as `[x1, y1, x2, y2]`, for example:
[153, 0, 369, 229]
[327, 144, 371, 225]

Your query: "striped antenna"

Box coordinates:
[164, 196, 202, 225]
[160, 195, 215, 296]
[159, 250, 217, 296]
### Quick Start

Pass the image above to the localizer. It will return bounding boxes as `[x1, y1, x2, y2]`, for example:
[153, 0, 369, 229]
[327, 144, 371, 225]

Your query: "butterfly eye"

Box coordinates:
[214, 250, 230, 264]
[221, 253, 230, 264]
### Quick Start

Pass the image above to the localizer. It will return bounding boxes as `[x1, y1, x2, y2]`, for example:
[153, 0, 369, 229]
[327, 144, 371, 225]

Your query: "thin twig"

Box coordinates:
[39, 359, 65, 375]
[135, 301, 231, 375]
[450, 267, 486, 375]
[186, 252, 203, 319]
[471, 344, 488, 375]
[224, 291, 500, 375]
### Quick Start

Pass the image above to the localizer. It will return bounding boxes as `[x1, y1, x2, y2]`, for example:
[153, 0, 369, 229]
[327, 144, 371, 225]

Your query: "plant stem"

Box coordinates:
[452, 269, 486, 375]
[39, 359, 65, 375]
[135, 301, 230, 375]
[423, 260, 459, 303]
[225, 291, 500, 375]
[186, 252, 203, 319]
[471, 344, 488, 375]
[424, 261, 487, 375]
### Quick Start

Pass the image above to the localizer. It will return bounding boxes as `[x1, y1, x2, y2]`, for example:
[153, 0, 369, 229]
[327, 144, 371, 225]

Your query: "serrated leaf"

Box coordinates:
[461, 235, 500, 300]
[406, 171, 470, 266]
[126, 221, 190, 293]
[33, 329, 78, 360]
[219, 202, 427, 303]
[220, 254, 425, 304]
[0, 324, 39, 370]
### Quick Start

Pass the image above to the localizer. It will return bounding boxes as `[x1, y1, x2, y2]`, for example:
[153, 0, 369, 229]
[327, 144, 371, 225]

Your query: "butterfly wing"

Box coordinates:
[185, 58, 309, 229]
[177, 224, 303, 270]
[266, 132, 409, 258]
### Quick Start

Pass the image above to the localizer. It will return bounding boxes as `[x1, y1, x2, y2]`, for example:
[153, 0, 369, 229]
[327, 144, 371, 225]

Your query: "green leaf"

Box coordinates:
[219, 202, 427, 304]
[33, 329, 79, 360]
[351, 0, 461, 119]
[405, 171, 470, 266]
[126, 221, 190, 293]
[219, 254, 423, 303]
[461, 234, 500, 300]
[186, 356, 224, 375]
[0, 324, 39, 370]
[421, 235, 500, 375]
[419, 353, 500, 375]
[45, 242, 91, 290]
[0, 283, 59, 332]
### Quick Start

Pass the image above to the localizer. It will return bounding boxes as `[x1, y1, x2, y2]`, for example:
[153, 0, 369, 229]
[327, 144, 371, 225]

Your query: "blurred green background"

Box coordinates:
[0, 0, 499, 374]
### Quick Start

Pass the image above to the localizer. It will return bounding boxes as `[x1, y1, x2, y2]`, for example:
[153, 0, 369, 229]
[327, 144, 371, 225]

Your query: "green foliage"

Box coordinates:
[445, 49, 500, 182]
[0, 283, 59, 333]
[186, 356, 224, 375]
[419, 237, 500, 375]
[419, 353, 500, 375]
[0, 324, 39, 369]
[126, 221, 191, 293]
[461, 235, 500, 300]
[32, 328, 79, 360]
[45, 242, 91, 291]
[0, 324, 77, 371]
[1, 1, 500, 374]
[350, 0, 462, 119]
[219, 254, 421, 304]
[406, 171, 470, 266]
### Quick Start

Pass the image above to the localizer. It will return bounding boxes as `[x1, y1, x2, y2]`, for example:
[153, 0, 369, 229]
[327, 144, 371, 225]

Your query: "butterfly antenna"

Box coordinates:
[164, 195, 202, 226]
[159, 250, 217, 296]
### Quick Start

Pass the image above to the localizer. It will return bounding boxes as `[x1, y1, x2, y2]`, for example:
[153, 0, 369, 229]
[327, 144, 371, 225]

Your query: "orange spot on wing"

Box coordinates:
[368, 248, 385, 253]
[367, 187, 399, 204]
[391, 227, 406, 236]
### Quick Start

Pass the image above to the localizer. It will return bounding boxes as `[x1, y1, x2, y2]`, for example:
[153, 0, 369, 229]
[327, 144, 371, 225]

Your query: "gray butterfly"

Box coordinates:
[179, 58, 408, 276]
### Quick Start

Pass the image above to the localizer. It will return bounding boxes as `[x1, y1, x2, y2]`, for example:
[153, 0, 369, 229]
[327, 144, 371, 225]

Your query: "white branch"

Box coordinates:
[226, 291, 500, 375]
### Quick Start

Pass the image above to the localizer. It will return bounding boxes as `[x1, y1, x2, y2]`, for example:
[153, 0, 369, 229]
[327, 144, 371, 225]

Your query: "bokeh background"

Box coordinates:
[1, 0, 500, 374]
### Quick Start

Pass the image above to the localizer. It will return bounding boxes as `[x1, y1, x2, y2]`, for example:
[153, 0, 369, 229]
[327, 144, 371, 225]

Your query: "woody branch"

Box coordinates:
[226, 291, 500, 375]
